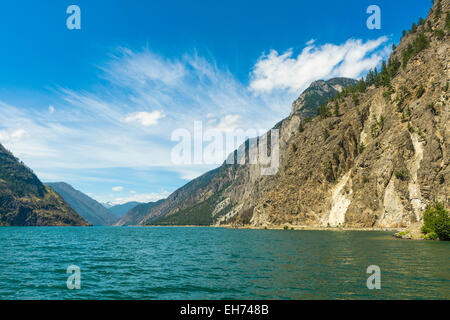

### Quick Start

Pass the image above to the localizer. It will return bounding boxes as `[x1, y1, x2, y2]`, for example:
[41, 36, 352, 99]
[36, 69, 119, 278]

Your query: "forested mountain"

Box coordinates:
[0, 144, 89, 226]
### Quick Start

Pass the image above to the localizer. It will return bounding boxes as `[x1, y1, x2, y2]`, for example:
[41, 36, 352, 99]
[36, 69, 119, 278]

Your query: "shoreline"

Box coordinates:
[224, 225, 402, 232]
[140, 224, 435, 240]
[2, 224, 437, 241]
[141, 224, 402, 232]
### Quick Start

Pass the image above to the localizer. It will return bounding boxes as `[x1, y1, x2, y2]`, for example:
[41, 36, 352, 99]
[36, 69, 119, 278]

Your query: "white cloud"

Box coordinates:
[111, 191, 170, 205]
[211, 114, 241, 133]
[0, 128, 27, 142]
[124, 111, 164, 127]
[250, 36, 390, 94]
[112, 186, 124, 192]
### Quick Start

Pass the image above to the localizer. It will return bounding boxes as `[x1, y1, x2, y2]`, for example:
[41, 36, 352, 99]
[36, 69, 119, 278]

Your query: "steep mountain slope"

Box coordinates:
[116, 164, 238, 226]
[115, 200, 164, 226]
[47, 182, 118, 226]
[249, 0, 449, 228]
[143, 1, 449, 228]
[0, 144, 89, 226]
[114, 78, 356, 227]
[108, 201, 140, 218]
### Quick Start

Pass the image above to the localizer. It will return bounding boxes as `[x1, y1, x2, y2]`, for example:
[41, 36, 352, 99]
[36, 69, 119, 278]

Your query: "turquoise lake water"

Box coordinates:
[0, 227, 448, 300]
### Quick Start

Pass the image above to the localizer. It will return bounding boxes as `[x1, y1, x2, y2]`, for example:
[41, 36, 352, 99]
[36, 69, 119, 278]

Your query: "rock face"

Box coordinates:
[0, 144, 89, 226]
[47, 182, 118, 226]
[129, 0, 449, 228]
[249, 1, 449, 228]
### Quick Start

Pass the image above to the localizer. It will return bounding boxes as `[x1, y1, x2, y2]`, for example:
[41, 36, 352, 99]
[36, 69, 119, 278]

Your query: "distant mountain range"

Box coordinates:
[101, 201, 115, 209]
[115, 200, 164, 226]
[107, 202, 141, 218]
[47, 182, 118, 226]
[0, 144, 89, 226]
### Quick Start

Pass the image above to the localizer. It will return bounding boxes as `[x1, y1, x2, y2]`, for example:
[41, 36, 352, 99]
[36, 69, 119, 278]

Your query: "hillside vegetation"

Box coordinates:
[0, 144, 89, 226]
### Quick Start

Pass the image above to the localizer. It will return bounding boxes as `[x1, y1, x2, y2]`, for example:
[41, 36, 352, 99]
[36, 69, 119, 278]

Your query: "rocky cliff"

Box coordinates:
[250, 0, 450, 228]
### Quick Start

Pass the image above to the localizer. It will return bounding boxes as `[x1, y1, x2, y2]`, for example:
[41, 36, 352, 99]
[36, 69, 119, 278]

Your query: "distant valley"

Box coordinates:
[46, 182, 120, 226]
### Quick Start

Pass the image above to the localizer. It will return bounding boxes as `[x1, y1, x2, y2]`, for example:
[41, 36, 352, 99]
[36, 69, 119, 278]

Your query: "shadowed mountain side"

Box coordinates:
[0, 144, 89, 226]
[47, 182, 118, 226]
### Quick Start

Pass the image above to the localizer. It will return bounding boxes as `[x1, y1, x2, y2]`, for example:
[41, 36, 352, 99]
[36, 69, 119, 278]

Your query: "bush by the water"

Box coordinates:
[421, 201, 450, 241]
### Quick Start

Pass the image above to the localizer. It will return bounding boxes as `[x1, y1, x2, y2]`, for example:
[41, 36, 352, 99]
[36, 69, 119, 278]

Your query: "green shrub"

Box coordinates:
[318, 105, 331, 119]
[421, 201, 450, 240]
[323, 128, 330, 140]
[434, 29, 444, 39]
[434, 0, 442, 21]
[370, 115, 385, 138]
[394, 170, 407, 180]
[352, 93, 359, 105]
[359, 142, 365, 154]
[424, 232, 438, 240]
[418, 129, 427, 142]
[416, 85, 425, 98]
[397, 231, 410, 237]
[334, 103, 340, 117]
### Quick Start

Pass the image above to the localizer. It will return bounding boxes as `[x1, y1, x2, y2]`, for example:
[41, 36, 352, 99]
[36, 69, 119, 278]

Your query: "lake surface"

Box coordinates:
[0, 227, 448, 300]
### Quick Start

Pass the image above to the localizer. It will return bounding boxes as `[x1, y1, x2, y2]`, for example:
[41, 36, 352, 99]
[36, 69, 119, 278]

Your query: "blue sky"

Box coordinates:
[0, 0, 431, 204]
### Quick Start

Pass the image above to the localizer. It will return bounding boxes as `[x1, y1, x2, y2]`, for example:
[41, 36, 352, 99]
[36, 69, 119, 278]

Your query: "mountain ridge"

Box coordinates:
[46, 182, 119, 226]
